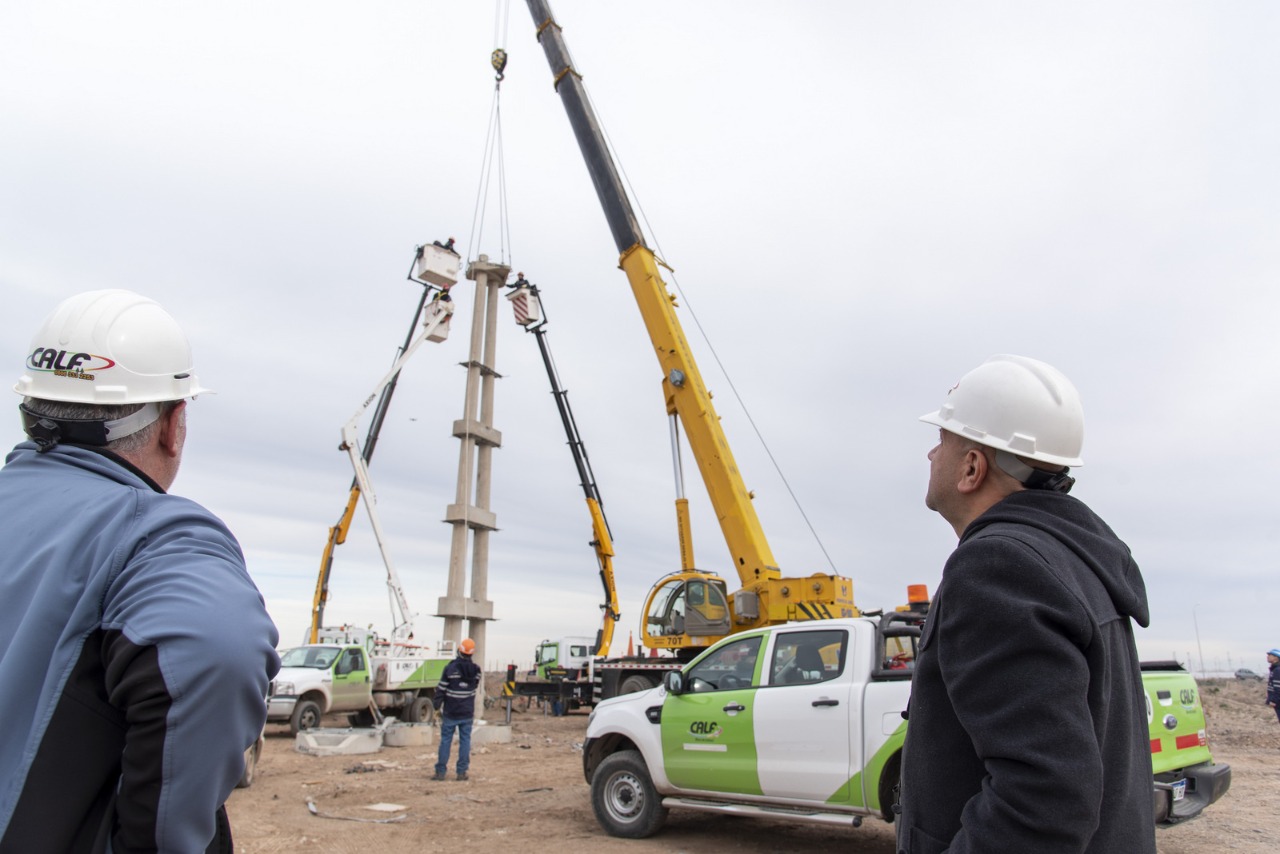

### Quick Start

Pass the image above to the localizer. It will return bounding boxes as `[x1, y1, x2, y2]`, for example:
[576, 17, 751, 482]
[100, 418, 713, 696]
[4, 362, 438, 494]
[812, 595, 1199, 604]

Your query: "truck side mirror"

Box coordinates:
[663, 670, 685, 696]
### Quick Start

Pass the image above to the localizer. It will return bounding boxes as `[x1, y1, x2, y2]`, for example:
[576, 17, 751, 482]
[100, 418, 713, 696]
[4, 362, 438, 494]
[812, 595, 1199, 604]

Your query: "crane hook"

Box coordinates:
[491, 48, 508, 82]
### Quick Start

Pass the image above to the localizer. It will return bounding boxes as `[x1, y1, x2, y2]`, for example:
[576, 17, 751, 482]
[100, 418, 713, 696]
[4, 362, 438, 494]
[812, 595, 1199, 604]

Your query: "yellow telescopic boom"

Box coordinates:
[526, 1, 856, 652]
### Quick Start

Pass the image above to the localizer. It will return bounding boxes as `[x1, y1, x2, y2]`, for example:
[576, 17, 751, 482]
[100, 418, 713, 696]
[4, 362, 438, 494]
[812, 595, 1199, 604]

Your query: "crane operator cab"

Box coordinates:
[642, 574, 731, 653]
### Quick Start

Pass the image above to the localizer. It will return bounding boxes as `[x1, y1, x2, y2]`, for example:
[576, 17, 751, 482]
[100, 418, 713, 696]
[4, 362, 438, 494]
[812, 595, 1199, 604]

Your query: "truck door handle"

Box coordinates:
[812, 698, 839, 707]
[723, 702, 746, 712]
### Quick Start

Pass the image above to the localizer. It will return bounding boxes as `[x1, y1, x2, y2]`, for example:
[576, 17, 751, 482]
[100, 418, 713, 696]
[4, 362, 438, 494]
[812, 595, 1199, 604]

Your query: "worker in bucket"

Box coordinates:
[898, 354, 1155, 854]
[433, 637, 483, 781]
[0, 289, 280, 852]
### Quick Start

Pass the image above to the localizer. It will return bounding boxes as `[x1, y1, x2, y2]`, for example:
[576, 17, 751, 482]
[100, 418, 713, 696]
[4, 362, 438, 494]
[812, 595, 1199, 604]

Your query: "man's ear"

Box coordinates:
[157, 401, 186, 459]
[956, 447, 989, 495]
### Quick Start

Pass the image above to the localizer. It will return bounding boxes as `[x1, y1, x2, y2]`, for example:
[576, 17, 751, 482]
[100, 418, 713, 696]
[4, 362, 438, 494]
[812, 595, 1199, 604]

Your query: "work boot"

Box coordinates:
[432, 771, 447, 781]
[456, 772, 468, 781]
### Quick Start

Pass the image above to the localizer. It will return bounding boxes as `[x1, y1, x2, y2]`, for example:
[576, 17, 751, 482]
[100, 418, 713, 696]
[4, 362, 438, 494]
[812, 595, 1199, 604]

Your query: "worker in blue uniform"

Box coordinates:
[433, 638, 482, 781]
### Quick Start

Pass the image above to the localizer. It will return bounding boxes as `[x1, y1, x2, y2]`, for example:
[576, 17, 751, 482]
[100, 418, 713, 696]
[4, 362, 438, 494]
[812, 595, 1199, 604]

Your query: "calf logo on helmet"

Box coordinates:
[27, 348, 116, 381]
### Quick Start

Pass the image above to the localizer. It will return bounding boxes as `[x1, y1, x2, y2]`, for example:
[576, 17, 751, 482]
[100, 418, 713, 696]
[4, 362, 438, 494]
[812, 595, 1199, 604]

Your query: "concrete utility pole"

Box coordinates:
[438, 254, 510, 715]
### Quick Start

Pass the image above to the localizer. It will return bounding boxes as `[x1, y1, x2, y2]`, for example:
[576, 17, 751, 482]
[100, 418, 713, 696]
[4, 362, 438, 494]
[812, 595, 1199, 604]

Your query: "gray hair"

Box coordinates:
[21, 397, 176, 454]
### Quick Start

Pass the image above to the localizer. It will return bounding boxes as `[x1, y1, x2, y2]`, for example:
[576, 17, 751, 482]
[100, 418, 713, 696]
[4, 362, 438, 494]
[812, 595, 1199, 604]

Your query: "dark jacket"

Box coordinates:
[1268, 662, 1280, 705]
[899, 490, 1155, 854]
[435, 655, 482, 720]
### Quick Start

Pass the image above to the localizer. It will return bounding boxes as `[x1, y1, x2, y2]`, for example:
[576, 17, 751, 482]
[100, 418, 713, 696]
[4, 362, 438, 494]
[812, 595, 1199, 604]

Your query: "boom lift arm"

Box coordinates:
[310, 244, 460, 644]
[335, 296, 454, 643]
[310, 287, 433, 643]
[525, 1, 856, 653]
[508, 281, 621, 657]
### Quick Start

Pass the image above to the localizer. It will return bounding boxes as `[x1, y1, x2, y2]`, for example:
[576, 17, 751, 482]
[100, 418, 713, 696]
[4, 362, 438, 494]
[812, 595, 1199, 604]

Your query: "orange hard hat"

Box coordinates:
[459, 638, 476, 655]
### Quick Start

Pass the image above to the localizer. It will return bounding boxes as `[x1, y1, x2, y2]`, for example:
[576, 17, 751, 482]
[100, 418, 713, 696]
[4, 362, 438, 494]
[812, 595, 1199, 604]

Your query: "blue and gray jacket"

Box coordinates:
[0, 442, 280, 853]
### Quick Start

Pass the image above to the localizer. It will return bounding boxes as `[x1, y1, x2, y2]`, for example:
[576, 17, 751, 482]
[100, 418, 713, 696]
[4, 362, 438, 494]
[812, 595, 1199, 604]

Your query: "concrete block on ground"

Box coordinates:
[383, 722, 435, 747]
[472, 723, 512, 746]
[295, 727, 384, 756]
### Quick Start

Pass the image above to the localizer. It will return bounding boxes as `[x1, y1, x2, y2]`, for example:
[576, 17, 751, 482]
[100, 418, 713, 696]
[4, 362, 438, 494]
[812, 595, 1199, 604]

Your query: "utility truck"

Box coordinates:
[583, 617, 1230, 838]
[268, 626, 452, 734]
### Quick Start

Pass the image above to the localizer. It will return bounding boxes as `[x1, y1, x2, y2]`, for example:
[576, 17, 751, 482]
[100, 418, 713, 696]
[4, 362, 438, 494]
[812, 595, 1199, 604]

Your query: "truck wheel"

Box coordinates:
[236, 738, 261, 788]
[618, 675, 656, 695]
[405, 696, 434, 724]
[291, 699, 322, 734]
[878, 751, 901, 822]
[591, 750, 668, 838]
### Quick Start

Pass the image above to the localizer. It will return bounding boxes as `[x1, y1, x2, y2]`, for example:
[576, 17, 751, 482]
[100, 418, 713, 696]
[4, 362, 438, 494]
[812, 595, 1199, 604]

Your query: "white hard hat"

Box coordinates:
[919, 354, 1084, 467]
[13, 289, 212, 405]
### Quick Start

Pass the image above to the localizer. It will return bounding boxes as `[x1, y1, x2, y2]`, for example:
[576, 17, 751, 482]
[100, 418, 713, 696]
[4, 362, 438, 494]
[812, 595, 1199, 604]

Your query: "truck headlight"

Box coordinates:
[274, 682, 295, 696]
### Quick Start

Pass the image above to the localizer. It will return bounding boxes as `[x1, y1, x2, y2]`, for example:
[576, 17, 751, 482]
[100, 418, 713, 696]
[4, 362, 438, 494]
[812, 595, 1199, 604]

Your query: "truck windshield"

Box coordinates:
[279, 646, 341, 668]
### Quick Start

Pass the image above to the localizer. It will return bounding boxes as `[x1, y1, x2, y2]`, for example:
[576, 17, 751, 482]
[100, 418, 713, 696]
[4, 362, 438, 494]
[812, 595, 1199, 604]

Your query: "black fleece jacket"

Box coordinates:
[898, 490, 1156, 854]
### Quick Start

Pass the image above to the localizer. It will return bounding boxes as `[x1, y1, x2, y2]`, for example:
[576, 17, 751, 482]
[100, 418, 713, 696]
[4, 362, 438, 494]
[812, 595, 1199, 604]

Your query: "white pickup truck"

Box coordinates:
[268, 629, 452, 734]
[581, 614, 1229, 838]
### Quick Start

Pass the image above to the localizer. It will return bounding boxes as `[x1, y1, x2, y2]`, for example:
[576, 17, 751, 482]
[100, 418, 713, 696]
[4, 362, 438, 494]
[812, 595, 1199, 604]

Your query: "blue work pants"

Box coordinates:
[436, 716, 473, 775]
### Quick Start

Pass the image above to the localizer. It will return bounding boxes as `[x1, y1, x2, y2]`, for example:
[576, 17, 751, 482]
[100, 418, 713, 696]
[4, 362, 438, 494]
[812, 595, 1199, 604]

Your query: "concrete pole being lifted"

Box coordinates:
[439, 254, 510, 715]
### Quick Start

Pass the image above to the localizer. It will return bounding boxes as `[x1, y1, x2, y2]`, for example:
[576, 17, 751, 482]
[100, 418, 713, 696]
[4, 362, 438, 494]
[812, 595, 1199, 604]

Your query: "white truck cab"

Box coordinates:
[268, 643, 375, 733]
[533, 636, 596, 680]
[268, 628, 452, 733]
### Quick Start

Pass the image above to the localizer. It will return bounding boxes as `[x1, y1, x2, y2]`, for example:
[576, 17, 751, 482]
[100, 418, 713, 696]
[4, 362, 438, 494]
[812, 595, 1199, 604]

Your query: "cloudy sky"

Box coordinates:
[4, 1, 1277, 674]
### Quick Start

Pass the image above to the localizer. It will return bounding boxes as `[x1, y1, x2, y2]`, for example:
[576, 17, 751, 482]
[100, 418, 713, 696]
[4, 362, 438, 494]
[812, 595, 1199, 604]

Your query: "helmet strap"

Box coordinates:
[19, 402, 162, 453]
[994, 449, 1075, 494]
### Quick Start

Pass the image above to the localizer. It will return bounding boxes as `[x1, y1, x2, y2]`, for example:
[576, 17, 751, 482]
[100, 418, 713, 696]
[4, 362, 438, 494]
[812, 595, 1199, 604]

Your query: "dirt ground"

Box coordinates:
[227, 677, 1280, 854]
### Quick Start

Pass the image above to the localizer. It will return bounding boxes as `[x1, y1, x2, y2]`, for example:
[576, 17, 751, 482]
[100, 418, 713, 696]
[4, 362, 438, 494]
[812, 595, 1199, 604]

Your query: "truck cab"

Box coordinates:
[268, 643, 372, 733]
[533, 636, 596, 680]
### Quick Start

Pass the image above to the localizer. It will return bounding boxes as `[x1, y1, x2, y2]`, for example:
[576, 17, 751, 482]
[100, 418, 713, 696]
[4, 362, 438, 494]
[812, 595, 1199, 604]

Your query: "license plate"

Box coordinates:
[1171, 779, 1186, 802]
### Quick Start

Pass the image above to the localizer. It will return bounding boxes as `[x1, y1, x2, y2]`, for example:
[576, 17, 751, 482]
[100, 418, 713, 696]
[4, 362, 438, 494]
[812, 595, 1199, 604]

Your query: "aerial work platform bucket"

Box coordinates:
[425, 297, 453, 342]
[506, 285, 541, 327]
[415, 242, 460, 287]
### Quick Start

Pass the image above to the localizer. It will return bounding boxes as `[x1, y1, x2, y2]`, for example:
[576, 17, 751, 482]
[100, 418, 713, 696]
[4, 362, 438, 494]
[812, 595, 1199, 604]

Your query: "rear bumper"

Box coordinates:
[1153, 762, 1231, 825]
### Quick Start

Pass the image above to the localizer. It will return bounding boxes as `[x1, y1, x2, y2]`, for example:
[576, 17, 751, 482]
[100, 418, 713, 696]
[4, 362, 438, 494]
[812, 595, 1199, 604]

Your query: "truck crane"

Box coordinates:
[507, 279, 622, 658]
[526, 0, 856, 658]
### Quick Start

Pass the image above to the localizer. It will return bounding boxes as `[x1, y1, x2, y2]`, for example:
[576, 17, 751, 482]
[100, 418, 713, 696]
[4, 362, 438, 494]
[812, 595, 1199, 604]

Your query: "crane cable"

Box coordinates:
[466, 0, 514, 268]
[450, 0, 517, 642]
[578, 82, 840, 577]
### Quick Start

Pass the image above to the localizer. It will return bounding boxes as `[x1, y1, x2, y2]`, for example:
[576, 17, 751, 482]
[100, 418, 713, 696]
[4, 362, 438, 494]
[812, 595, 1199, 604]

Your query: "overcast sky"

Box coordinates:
[3, 1, 1278, 674]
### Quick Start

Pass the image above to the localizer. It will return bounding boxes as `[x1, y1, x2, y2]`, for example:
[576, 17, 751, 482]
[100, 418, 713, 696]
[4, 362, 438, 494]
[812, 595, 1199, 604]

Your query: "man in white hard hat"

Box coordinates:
[0, 289, 280, 852]
[897, 354, 1155, 854]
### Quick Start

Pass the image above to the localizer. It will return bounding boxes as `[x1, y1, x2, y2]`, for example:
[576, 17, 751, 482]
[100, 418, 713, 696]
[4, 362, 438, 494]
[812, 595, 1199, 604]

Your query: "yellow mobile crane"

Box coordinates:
[525, 0, 856, 657]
